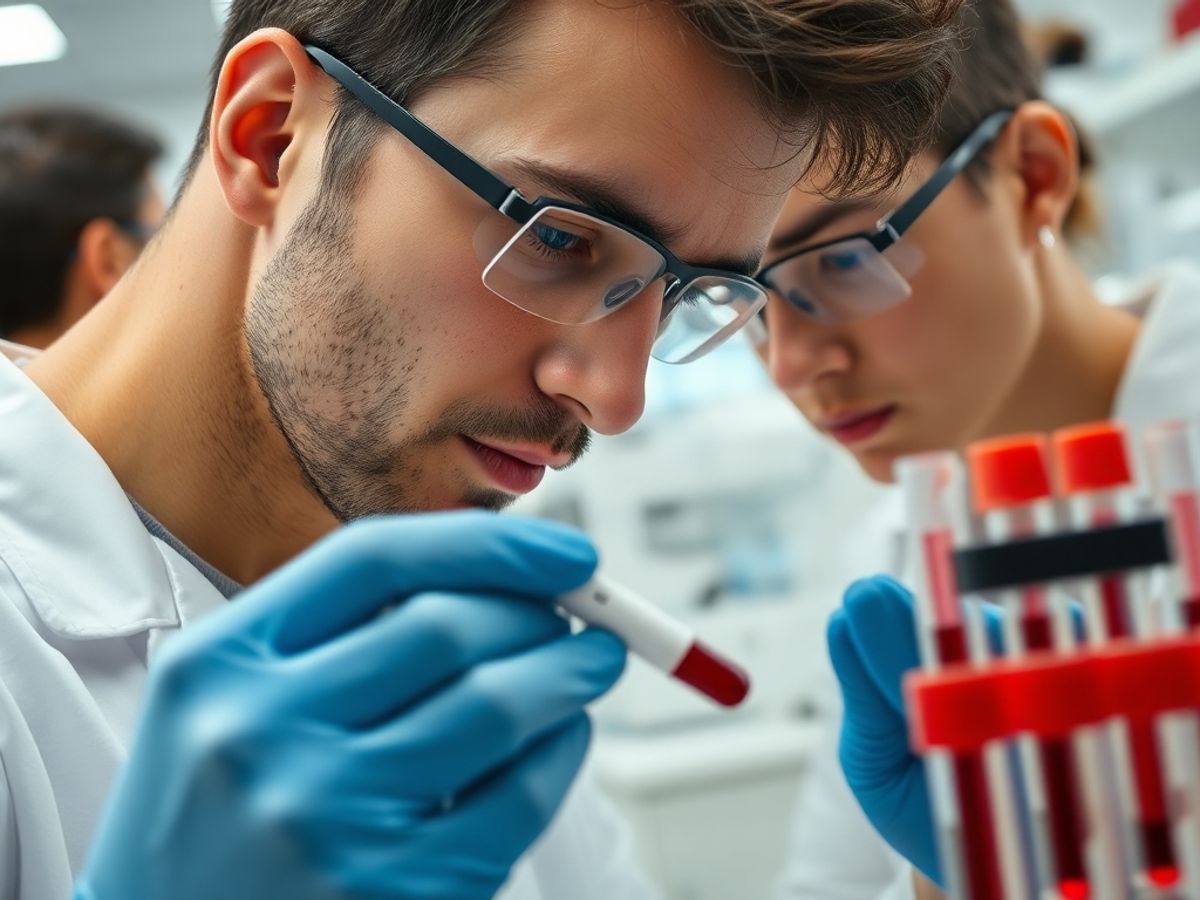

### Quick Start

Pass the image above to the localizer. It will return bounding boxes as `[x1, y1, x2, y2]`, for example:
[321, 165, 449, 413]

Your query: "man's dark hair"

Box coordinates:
[933, 0, 1098, 237]
[185, 0, 966, 203]
[0, 106, 164, 338]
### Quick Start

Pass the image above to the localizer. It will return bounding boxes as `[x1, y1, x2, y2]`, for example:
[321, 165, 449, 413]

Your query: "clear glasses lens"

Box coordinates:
[476, 206, 667, 326]
[475, 205, 766, 364]
[742, 309, 768, 348]
[653, 276, 767, 365]
[763, 236, 925, 323]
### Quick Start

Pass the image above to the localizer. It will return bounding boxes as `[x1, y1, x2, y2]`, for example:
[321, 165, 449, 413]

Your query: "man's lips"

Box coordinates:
[821, 405, 898, 445]
[460, 437, 564, 495]
[469, 438, 572, 469]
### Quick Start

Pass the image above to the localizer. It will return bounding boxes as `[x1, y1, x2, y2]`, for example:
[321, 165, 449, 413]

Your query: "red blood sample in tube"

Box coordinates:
[923, 530, 1003, 900]
[1171, 492, 1200, 629]
[1021, 588, 1091, 894]
[672, 641, 750, 707]
[1056, 423, 1179, 884]
[971, 436, 1090, 895]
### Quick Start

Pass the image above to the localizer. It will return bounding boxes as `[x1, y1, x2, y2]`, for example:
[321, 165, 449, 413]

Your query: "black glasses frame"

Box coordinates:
[304, 45, 766, 315]
[756, 109, 1015, 289]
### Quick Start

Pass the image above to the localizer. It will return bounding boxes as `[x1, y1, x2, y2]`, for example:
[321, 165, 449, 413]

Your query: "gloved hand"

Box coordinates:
[75, 512, 625, 900]
[827, 575, 940, 884]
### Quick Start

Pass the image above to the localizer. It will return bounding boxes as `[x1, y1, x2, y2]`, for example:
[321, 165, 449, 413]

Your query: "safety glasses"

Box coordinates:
[305, 45, 770, 365]
[751, 109, 1015, 336]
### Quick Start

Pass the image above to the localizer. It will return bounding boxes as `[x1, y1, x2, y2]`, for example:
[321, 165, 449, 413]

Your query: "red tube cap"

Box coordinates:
[1053, 422, 1132, 494]
[967, 435, 1052, 512]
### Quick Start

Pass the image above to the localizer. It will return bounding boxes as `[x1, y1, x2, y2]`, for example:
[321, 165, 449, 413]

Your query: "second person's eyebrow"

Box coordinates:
[768, 199, 878, 256]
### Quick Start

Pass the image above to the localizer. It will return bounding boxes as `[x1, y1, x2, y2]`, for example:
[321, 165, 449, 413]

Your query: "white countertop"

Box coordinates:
[593, 716, 821, 798]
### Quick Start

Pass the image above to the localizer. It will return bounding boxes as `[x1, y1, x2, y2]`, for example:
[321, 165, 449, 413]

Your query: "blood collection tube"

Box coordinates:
[558, 574, 750, 707]
[897, 453, 1004, 900]
[1146, 421, 1200, 630]
[1145, 420, 1200, 897]
[1054, 423, 1178, 891]
[967, 436, 1091, 899]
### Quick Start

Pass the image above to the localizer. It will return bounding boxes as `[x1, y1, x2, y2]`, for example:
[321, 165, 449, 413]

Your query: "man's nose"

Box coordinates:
[532, 284, 663, 436]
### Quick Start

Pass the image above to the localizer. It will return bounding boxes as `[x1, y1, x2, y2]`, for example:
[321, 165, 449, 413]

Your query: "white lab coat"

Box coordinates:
[0, 354, 655, 900]
[774, 263, 1200, 900]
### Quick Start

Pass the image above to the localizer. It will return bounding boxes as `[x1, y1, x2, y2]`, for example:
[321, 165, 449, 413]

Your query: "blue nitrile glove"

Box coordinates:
[830, 577, 1081, 887]
[828, 576, 939, 883]
[75, 512, 626, 900]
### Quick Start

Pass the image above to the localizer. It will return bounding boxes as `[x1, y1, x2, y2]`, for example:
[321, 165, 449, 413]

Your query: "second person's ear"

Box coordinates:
[996, 101, 1079, 249]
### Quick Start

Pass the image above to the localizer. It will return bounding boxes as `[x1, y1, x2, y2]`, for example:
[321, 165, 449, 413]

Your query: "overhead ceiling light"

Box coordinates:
[0, 4, 67, 68]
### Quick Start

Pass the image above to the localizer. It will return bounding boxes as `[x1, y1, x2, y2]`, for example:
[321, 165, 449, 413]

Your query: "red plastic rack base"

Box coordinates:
[907, 634, 1200, 753]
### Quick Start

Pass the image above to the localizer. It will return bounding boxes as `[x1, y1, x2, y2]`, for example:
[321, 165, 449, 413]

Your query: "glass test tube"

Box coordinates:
[899, 453, 1005, 900]
[1148, 421, 1200, 629]
[1054, 424, 1178, 893]
[1146, 421, 1200, 899]
[967, 436, 1091, 900]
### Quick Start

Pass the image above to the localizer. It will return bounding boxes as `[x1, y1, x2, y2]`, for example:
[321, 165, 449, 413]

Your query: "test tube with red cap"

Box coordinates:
[967, 435, 1092, 900]
[898, 452, 1006, 900]
[558, 574, 751, 708]
[1145, 420, 1200, 897]
[1054, 423, 1179, 892]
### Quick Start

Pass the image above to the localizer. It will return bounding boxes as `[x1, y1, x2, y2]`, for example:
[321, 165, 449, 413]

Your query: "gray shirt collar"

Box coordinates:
[128, 497, 243, 599]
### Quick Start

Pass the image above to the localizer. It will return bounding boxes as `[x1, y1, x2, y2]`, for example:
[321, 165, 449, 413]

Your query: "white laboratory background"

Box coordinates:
[2, 1, 1198, 898]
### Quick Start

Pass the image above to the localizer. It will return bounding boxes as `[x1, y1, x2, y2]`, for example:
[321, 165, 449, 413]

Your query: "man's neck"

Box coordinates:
[23, 174, 339, 585]
[974, 246, 1141, 443]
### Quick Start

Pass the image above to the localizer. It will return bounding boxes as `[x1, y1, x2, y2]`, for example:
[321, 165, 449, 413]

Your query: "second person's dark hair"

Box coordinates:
[933, 0, 1099, 238]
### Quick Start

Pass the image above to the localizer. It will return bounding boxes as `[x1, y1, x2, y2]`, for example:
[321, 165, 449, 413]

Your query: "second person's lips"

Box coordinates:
[822, 405, 897, 445]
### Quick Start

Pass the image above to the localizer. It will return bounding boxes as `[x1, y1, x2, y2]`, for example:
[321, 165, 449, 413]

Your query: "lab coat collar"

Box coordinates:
[0, 356, 225, 640]
[1114, 263, 1200, 429]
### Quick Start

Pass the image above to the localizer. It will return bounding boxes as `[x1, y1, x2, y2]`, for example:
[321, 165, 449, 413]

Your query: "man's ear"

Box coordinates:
[991, 101, 1079, 248]
[75, 218, 133, 299]
[208, 28, 329, 228]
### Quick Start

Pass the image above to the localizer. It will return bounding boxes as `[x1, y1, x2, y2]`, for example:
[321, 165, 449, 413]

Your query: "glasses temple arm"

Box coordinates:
[877, 109, 1015, 246]
[304, 45, 528, 216]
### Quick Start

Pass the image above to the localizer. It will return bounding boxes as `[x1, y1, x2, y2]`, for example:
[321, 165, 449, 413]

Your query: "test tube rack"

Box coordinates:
[900, 420, 1200, 900]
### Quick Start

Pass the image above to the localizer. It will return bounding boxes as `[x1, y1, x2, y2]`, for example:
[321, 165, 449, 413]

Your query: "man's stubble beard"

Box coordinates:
[242, 192, 592, 522]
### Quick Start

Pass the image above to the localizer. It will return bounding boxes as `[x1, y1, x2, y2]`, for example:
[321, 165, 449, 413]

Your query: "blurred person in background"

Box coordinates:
[0, 106, 164, 350]
[756, 0, 1200, 897]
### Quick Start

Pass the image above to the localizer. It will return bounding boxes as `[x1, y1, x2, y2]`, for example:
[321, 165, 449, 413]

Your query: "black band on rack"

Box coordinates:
[952, 518, 1172, 594]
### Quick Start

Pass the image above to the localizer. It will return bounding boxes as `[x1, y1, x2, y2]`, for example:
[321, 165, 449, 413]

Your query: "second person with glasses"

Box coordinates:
[763, 1, 1200, 898]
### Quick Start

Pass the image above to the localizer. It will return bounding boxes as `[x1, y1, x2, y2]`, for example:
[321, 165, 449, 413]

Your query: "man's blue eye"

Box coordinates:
[820, 249, 867, 272]
[533, 224, 581, 252]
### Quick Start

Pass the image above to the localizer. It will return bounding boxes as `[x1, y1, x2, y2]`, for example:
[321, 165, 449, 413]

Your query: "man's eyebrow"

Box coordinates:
[767, 199, 880, 256]
[503, 158, 764, 277]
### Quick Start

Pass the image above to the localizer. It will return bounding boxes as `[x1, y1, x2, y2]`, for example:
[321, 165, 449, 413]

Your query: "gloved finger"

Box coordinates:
[829, 603, 941, 885]
[220, 512, 598, 653]
[840, 575, 922, 717]
[285, 590, 570, 728]
[827, 606, 908, 743]
[341, 629, 625, 800]
[386, 714, 595, 899]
